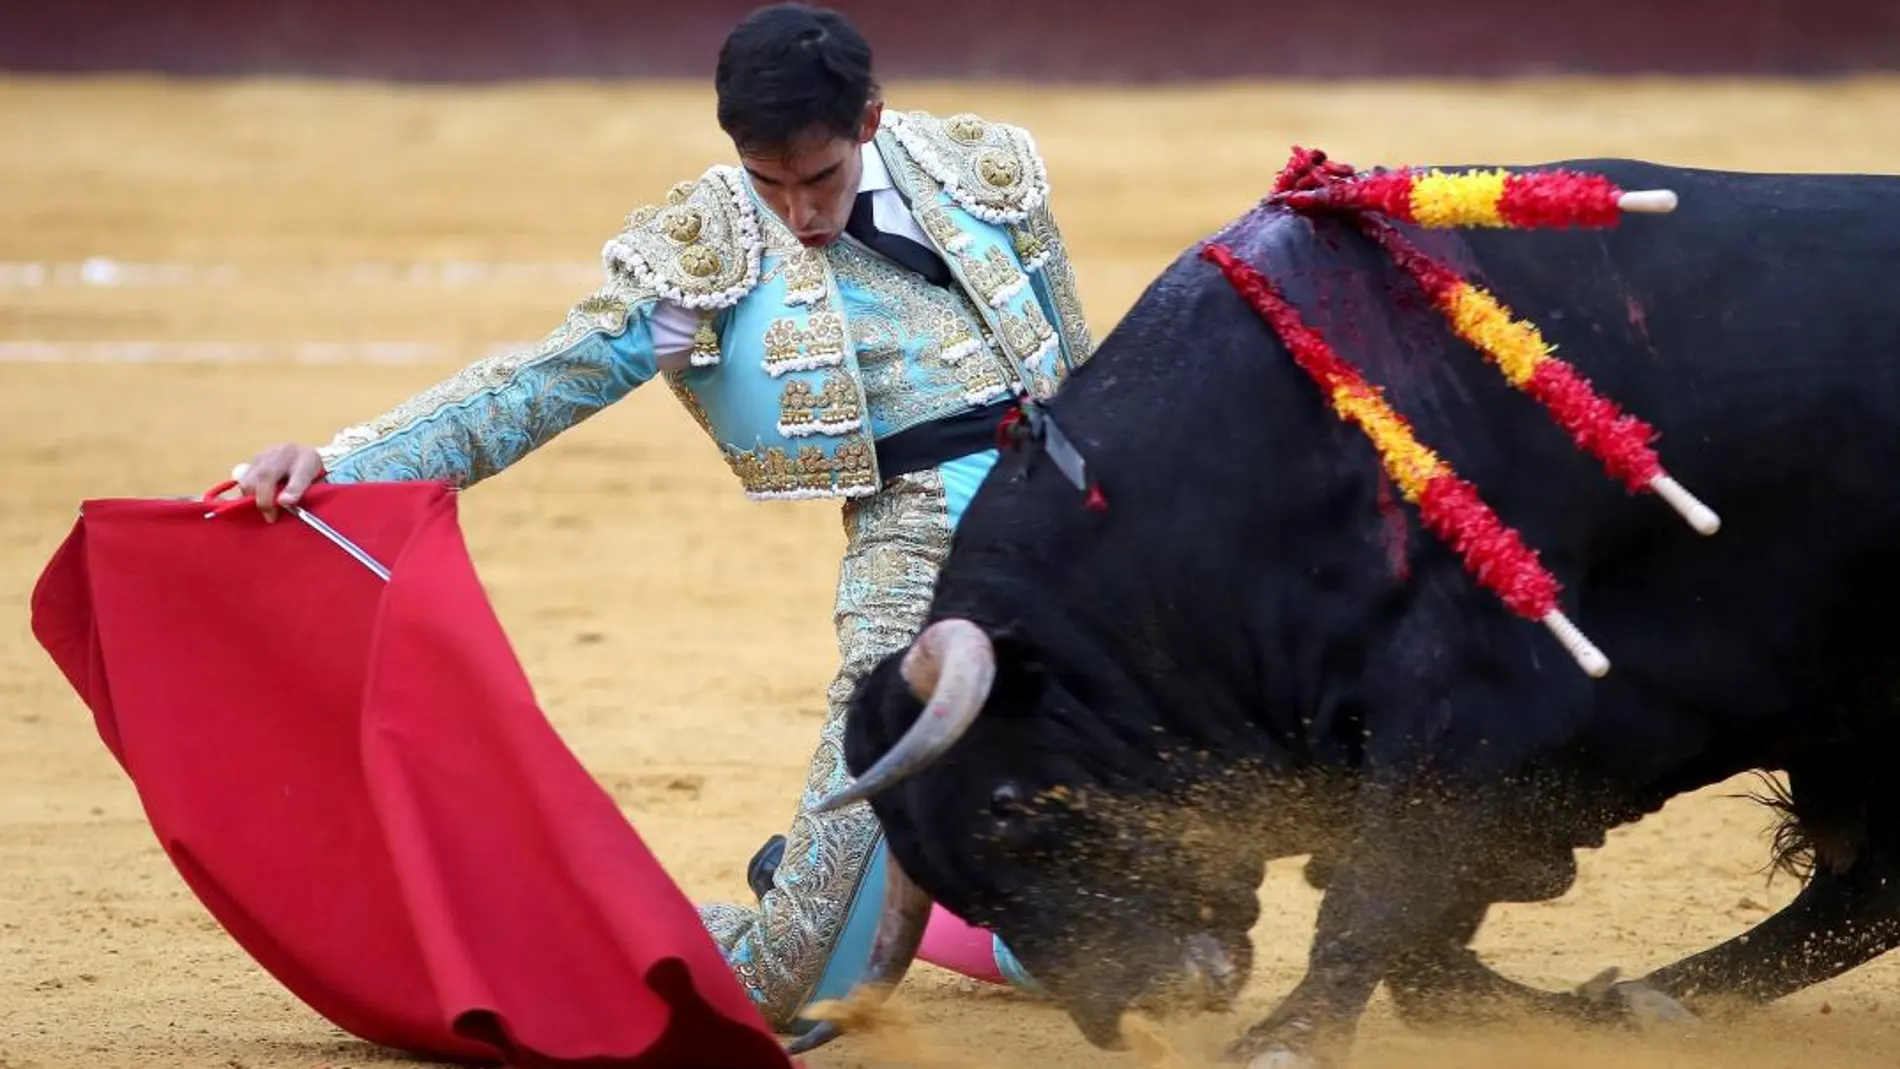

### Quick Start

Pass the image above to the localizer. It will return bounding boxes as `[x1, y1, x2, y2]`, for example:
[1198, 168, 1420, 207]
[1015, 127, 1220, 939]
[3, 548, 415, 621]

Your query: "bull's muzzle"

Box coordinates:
[814, 617, 996, 813]
[1065, 932, 1249, 1053]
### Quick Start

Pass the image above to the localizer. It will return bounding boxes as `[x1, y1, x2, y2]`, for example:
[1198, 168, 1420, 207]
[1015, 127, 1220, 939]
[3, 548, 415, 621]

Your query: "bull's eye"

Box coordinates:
[990, 781, 1027, 820]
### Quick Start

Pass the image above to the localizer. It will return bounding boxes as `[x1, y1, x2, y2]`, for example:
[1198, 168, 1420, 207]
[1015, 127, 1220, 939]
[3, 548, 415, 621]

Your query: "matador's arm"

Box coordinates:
[316, 271, 707, 488]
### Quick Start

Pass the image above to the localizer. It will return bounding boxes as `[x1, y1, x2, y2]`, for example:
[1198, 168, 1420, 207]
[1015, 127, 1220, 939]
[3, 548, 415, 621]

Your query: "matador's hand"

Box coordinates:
[230, 443, 324, 522]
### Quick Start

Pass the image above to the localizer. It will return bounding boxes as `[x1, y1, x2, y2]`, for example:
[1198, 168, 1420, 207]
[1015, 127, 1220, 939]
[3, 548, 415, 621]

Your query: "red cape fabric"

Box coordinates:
[29, 481, 793, 1069]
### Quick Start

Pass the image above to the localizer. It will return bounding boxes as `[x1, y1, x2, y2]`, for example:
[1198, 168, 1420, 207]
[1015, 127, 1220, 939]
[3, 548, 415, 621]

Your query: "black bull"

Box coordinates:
[810, 159, 1900, 1064]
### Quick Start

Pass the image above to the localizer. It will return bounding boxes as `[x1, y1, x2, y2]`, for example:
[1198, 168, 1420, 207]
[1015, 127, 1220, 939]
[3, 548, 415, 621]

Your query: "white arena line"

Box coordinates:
[0, 340, 535, 364]
[0, 259, 602, 290]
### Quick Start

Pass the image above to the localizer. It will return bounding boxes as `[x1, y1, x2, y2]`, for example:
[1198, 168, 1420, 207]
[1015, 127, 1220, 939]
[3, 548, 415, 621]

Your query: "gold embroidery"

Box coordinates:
[570, 292, 638, 336]
[881, 126, 945, 203]
[874, 123, 1092, 401]
[1024, 202, 1096, 368]
[663, 368, 717, 439]
[728, 448, 762, 490]
[600, 165, 762, 309]
[880, 112, 1093, 376]
[759, 220, 805, 257]
[778, 380, 818, 432]
[689, 312, 721, 367]
[884, 109, 1050, 225]
[808, 313, 847, 362]
[795, 444, 834, 493]
[759, 447, 797, 495]
[317, 266, 663, 483]
[835, 434, 876, 495]
[917, 204, 971, 254]
[815, 370, 863, 429]
[957, 352, 1012, 405]
[762, 312, 846, 376]
[958, 244, 1028, 309]
[697, 469, 955, 1029]
[977, 148, 1022, 191]
[781, 248, 828, 307]
[659, 205, 703, 245]
[928, 306, 980, 361]
[1009, 223, 1048, 271]
[826, 238, 1016, 432]
[946, 113, 988, 144]
[998, 299, 1056, 362]
[763, 320, 799, 367]
[775, 370, 863, 438]
[719, 434, 881, 501]
[680, 245, 721, 278]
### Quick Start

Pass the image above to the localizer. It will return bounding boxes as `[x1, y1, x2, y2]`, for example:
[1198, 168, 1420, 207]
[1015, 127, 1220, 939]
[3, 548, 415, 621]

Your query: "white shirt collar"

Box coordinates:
[858, 139, 895, 193]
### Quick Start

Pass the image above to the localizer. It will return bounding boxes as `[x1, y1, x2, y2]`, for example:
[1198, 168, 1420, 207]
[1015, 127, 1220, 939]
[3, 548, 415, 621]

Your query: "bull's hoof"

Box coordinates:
[1575, 968, 1700, 1033]
[1245, 1045, 1333, 1069]
[1227, 1017, 1343, 1069]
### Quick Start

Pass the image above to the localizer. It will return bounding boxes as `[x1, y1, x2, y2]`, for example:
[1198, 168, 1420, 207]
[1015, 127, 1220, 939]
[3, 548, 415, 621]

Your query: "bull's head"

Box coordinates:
[793, 618, 1265, 1054]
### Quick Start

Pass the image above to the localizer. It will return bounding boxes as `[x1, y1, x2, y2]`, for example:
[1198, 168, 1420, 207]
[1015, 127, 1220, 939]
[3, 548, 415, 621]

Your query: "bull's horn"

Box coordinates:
[813, 618, 996, 814]
[784, 853, 934, 1055]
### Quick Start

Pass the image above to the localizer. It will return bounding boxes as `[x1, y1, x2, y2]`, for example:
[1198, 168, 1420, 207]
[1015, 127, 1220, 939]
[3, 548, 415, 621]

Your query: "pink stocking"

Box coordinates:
[915, 903, 1004, 984]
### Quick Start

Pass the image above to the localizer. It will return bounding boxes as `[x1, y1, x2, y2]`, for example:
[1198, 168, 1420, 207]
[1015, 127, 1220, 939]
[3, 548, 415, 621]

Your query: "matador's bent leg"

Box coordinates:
[699, 465, 969, 1034]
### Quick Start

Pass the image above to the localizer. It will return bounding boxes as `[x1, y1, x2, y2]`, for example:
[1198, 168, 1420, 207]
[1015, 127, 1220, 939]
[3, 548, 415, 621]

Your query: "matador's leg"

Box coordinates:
[698, 467, 965, 1035]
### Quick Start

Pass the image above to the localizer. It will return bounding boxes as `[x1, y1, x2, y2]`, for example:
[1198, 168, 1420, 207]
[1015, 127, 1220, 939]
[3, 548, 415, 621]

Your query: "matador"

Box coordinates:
[230, 2, 1093, 1040]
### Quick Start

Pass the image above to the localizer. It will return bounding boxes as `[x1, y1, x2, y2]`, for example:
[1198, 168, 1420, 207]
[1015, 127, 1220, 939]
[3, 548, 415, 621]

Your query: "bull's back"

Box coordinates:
[1450, 163, 1900, 756]
[1435, 162, 1900, 556]
[1459, 160, 1900, 453]
[942, 160, 1900, 793]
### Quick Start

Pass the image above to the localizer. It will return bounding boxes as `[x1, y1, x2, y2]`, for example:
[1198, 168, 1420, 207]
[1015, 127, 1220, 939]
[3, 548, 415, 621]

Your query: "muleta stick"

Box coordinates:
[213, 466, 393, 581]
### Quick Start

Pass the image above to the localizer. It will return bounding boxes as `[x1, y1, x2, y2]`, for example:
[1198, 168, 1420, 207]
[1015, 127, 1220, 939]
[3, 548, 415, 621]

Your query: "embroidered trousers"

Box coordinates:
[697, 452, 997, 1032]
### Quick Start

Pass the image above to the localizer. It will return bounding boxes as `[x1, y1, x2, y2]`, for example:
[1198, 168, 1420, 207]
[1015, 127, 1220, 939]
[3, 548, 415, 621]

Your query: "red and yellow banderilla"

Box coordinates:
[1202, 241, 1609, 678]
[1281, 163, 1719, 538]
[1199, 151, 1719, 678]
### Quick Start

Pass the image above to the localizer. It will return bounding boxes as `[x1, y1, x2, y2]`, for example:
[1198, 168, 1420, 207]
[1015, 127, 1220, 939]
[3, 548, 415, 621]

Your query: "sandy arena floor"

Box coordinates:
[5, 73, 1900, 1068]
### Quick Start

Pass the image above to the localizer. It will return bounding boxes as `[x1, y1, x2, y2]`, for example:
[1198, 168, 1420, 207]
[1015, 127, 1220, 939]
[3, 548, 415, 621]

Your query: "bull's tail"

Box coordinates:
[1741, 772, 1816, 883]
[1734, 770, 1867, 886]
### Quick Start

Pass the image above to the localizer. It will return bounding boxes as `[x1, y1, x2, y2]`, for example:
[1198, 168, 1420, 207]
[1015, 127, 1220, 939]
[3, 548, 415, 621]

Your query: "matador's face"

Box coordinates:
[739, 102, 882, 249]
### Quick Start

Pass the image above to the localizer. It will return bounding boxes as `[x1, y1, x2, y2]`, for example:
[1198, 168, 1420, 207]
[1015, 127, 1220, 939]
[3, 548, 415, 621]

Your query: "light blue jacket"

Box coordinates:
[316, 109, 1095, 494]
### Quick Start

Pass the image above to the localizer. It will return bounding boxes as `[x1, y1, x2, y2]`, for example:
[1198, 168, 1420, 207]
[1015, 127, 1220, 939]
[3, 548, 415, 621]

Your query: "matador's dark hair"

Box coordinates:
[716, 4, 879, 155]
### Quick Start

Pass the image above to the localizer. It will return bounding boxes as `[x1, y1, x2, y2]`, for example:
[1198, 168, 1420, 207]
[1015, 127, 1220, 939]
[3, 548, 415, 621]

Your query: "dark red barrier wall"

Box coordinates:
[4, 0, 1897, 81]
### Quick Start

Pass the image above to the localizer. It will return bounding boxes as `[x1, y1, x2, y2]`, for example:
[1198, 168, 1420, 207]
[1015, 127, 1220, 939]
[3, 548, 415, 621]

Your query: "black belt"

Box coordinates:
[874, 400, 1016, 480]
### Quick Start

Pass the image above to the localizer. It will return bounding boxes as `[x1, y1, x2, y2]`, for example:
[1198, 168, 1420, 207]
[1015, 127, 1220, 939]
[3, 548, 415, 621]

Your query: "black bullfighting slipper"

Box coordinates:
[747, 834, 786, 900]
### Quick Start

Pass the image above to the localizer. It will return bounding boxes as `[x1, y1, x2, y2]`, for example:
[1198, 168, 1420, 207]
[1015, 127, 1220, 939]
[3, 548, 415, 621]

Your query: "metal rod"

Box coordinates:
[288, 505, 392, 582]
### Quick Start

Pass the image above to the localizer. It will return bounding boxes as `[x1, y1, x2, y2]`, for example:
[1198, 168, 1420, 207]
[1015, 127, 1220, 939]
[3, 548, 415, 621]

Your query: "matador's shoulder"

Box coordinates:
[882, 108, 1052, 225]
[599, 164, 765, 311]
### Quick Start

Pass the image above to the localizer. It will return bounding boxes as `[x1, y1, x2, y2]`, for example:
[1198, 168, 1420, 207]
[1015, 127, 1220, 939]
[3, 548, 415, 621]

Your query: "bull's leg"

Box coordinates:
[1307, 854, 1563, 1029]
[1380, 864, 1691, 1032]
[1293, 829, 1647, 1046]
[1224, 791, 1488, 1069]
[1636, 862, 1900, 1006]
[1625, 763, 1900, 1012]
[1382, 901, 1628, 1030]
[1315, 845, 1598, 1030]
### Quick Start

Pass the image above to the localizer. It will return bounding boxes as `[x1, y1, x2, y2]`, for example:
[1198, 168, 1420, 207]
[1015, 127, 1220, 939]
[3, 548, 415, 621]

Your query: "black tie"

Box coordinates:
[846, 191, 952, 287]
